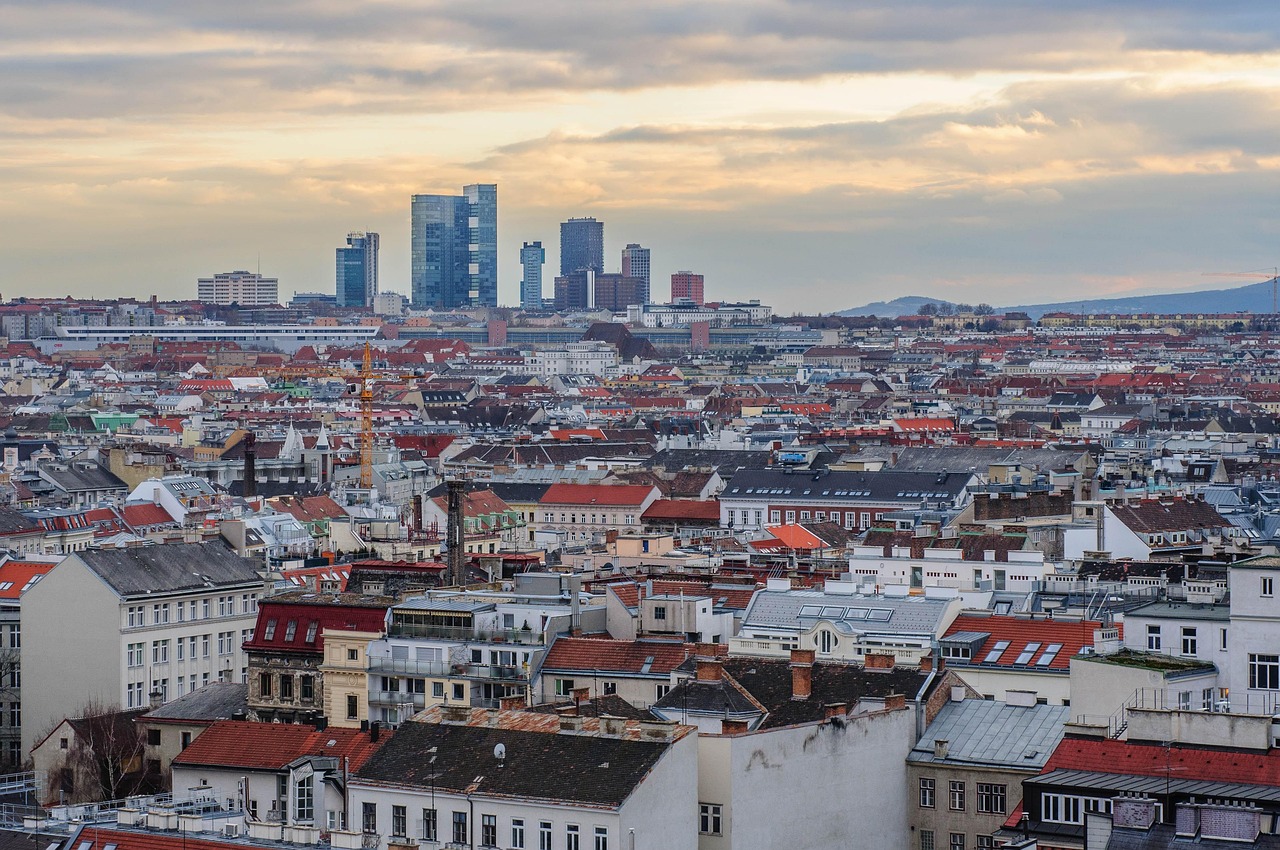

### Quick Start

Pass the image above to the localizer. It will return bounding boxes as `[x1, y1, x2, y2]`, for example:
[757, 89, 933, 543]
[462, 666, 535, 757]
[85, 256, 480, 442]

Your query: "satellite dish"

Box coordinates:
[494, 743, 506, 761]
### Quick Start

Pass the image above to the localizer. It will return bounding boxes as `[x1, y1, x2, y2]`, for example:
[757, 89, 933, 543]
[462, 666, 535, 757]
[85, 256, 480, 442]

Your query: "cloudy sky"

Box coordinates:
[4, 1, 1280, 312]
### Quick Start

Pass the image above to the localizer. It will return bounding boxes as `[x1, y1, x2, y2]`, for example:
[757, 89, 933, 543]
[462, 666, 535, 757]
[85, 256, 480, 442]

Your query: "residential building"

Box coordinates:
[21, 541, 263, 757]
[621, 243, 651, 304]
[317, 629, 380, 729]
[537, 636, 689, 707]
[336, 231, 380, 308]
[520, 241, 545, 310]
[560, 217, 604, 275]
[907, 694, 1068, 850]
[137, 680, 249, 778]
[0, 558, 52, 768]
[671, 271, 705, 305]
[538, 483, 661, 542]
[410, 184, 497, 309]
[244, 591, 392, 723]
[1224, 555, 1280, 709]
[347, 704, 697, 850]
[197, 271, 280, 306]
[171, 719, 390, 829]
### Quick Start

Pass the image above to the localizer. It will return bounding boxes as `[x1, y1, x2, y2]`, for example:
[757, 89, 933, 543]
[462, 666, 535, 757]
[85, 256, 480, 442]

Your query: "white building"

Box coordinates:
[197, 271, 280, 306]
[21, 542, 263, 756]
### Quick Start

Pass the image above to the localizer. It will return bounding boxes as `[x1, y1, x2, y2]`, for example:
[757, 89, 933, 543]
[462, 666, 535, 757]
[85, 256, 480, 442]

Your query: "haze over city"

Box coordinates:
[4, 2, 1280, 310]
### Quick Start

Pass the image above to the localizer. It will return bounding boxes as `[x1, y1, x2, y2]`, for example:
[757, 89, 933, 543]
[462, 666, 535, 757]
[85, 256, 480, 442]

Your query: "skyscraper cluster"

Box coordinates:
[408, 183, 498, 310]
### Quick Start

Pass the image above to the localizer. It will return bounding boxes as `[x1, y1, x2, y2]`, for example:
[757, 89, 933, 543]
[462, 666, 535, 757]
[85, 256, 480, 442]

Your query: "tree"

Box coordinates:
[937, 303, 955, 316]
[974, 303, 995, 315]
[38, 701, 151, 804]
[918, 302, 938, 316]
[955, 303, 974, 314]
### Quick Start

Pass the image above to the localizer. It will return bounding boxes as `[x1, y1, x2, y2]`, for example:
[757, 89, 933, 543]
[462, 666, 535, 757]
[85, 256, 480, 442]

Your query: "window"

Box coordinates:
[217, 631, 234, 655]
[653, 606, 667, 621]
[189, 636, 197, 659]
[920, 830, 935, 850]
[950, 835, 965, 850]
[949, 781, 966, 811]
[127, 606, 144, 628]
[201, 634, 210, 658]
[1221, 628, 1228, 651]
[263, 620, 277, 640]
[8, 704, 17, 729]
[347, 647, 359, 661]
[346, 694, 358, 719]
[1178, 690, 1191, 710]
[152, 640, 169, 664]
[295, 774, 314, 823]
[127, 682, 143, 708]
[218, 596, 232, 617]
[656, 684, 671, 700]
[422, 809, 437, 841]
[391, 805, 406, 837]
[361, 802, 376, 834]
[594, 827, 608, 850]
[452, 683, 465, 700]
[976, 837, 995, 850]
[127, 643, 144, 668]
[919, 777, 935, 808]
[1041, 793, 1083, 825]
[539, 822, 552, 850]
[769, 510, 781, 523]
[452, 811, 467, 845]
[180, 731, 191, 749]
[1181, 627, 1197, 656]
[511, 819, 525, 849]
[147, 728, 161, 746]
[1264, 576, 1274, 597]
[281, 676, 294, 700]
[259, 673, 272, 698]
[818, 630, 836, 653]
[202, 599, 210, 619]
[305, 622, 318, 643]
[301, 676, 314, 701]
[555, 678, 575, 696]
[284, 621, 297, 642]
[699, 803, 723, 835]
[1250, 654, 1280, 690]
[566, 825, 580, 850]
[976, 783, 1006, 815]
[176, 639, 185, 661]
[7, 625, 18, 650]
[481, 814, 496, 847]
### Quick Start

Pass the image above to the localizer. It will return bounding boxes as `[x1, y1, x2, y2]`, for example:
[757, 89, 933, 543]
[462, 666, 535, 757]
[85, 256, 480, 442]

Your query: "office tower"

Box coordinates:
[335, 231, 380, 308]
[593, 273, 646, 312]
[671, 271, 705, 305]
[560, 217, 604, 276]
[520, 241, 545, 310]
[197, 271, 279, 306]
[410, 183, 498, 309]
[553, 271, 591, 312]
[621, 244, 651, 304]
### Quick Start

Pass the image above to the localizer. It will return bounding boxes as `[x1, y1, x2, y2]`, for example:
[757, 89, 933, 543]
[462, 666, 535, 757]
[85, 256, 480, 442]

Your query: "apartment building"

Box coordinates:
[21, 541, 264, 756]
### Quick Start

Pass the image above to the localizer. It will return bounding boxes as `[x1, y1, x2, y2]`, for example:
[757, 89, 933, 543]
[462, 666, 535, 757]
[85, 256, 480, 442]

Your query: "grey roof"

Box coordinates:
[40, 462, 127, 494]
[740, 589, 955, 636]
[1104, 822, 1280, 850]
[1124, 601, 1230, 621]
[74, 541, 262, 597]
[909, 698, 1068, 769]
[722, 468, 971, 503]
[141, 681, 248, 723]
[395, 597, 495, 613]
[1033, 768, 1280, 804]
[889, 446, 1082, 474]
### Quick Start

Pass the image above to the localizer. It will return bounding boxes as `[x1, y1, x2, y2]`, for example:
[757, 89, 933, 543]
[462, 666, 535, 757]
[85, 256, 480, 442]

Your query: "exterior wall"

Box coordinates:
[172, 764, 345, 827]
[320, 631, 378, 729]
[22, 557, 120, 757]
[1122, 612, 1227, 671]
[140, 720, 207, 776]
[906, 761, 1033, 850]
[1226, 565, 1280, 705]
[942, 668, 1070, 706]
[1069, 656, 1220, 729]
[536, 671, 670, 709]
[707, 706, 916, 850]
[248, 654, 323, 721]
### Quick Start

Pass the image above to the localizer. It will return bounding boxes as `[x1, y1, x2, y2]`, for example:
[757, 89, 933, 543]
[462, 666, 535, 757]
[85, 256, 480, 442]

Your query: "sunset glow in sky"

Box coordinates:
[4, 1, 1280, 311]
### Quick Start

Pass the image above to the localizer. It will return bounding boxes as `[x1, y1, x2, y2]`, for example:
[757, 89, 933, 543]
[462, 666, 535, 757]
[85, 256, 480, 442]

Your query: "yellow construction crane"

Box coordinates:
[1202, 267, 1280, 314]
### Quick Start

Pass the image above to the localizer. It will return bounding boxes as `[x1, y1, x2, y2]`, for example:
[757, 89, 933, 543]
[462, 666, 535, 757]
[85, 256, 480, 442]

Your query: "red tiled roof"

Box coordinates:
[641, 499, 721, 522]
[540, 483, 657, 507]
[0, 560, 55, 599]
[173, 720, 390, 771]
[1043, 737, 1280, 786]
[66, 827, 256, 850]
[942, 615, 1109, 671]
[243, 599, 388, 655]
[540, 637, 691, 676]
[121, 502, 177, 528]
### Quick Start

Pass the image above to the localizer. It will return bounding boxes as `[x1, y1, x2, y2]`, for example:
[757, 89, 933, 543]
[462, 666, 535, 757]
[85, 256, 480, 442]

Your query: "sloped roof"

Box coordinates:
[0, 559, 55, 599]
[909, 698, 1068, 769]
[540, 637, 691, 677]
[243, 593, 391, 655]
[141, 682, 248, 724]
[540, 483, 657, 507]
[73, 542, 261, 597]
[641, 499, 720, 522]
[1042, 736, 1280, 786]
[941, 614, 1109, 672]
[173, 720, 389, 771]
[1110, 498, 1231, 534]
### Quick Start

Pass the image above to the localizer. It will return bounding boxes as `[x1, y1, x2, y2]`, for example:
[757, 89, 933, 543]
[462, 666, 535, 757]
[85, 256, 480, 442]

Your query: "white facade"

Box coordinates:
[1225, 560, 1280, 711]
[197, 271, 280, 306]
[531, 342, 619, 377]
[847, 546, 1050, 592]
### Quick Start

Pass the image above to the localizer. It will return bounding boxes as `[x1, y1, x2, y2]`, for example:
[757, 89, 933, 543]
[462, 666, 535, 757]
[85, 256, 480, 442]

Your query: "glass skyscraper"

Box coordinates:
[560, 217, 604, 276]
[335, 231, 379, 308]
[410, 183, 498, 309]
[520, 241, 545, 310]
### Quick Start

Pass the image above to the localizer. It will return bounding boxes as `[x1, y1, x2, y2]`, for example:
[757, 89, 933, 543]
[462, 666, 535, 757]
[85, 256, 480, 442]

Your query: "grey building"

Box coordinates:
[336, 231, 380, 308]
[519, 241, 545, 310]
[410, 184, 498, 309]
[621, 243, 650, 304]
[560, 217, 603, 275]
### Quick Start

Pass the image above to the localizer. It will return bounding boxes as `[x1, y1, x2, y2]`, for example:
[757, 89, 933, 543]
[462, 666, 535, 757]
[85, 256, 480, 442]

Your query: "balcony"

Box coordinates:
[370, 658, 527, 683]
[367, 691, 427, 709]
[386, 623, 541, 645]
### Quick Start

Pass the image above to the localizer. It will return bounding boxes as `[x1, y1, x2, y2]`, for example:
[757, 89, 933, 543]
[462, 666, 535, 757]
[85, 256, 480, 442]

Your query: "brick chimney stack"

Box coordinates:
[695, 642, 722, 681]
[790, 648, 815, 700]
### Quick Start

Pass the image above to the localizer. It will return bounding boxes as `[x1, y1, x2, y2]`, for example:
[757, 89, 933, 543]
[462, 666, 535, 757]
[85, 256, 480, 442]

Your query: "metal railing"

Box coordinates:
[370, 658, 528, 682]
[386, 623, 542, 645]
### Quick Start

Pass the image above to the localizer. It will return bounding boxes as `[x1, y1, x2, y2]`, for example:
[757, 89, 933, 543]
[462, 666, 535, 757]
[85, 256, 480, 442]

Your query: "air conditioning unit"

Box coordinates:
[224, 824, 241, 838]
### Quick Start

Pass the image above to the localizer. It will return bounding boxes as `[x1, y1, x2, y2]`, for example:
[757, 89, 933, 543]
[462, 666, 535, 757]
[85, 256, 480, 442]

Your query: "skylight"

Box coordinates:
[983, 640, 1011, 663]
[1036, 643, 1064, 666]
[1014, 642, 1042, 665]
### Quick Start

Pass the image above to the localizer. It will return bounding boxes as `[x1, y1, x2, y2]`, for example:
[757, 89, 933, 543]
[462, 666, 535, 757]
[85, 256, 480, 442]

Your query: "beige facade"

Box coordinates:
[906, 761, 1031, 850]
[319, 629, 379, 728]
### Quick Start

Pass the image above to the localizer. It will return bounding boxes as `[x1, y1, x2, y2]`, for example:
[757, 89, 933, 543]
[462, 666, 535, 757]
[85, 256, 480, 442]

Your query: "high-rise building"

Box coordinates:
[560, 217, 604, 276]
[520, 241, 545, 310]
[593, 273, 647, 312]
[197, 271, 279, 306]
[336, 231, 379, 308]
[621, 244, 651, 305]
[671, 271, 705, 305]
[410, 184, 498, 309]
[553, 271, 591, 312]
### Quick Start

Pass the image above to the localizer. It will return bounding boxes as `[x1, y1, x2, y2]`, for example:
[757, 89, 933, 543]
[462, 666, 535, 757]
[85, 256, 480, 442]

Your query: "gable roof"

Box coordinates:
[540, 637, 691, 677]
[941, 614, 1108, 671]
[243, 593, 391, 655]
[72, 542, 261, 597]
[540, 483, 657, 507]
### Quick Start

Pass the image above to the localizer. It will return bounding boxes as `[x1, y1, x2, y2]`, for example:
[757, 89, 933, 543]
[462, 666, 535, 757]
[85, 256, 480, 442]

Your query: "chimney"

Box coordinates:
[790, 648, 815, 700]
[149, 688, 164, 709]
[315, 716, 328, 732]
[1112, 797, 1158, 831]
[885, 693, 906, 711]
[934, 739, 949, 759]
[499, 694, 526, 711]
[865, 652, 896, 671]
[440, 704, 470, 724]
[412, 494, 423, 533]
[721, 718, 750, 735]
[369, 721, 380, 742]
[950, 686, 966, 702]
[571, 686, 591, 713]
[824, 703, 848, 720]
[695, 643, 722, 681]
[919, 653, 939, 673]
[242, 431, 256, 499]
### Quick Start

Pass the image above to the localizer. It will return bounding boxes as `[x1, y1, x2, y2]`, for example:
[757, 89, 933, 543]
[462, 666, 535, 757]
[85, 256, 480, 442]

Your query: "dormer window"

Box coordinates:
[263, 619, 277, 640]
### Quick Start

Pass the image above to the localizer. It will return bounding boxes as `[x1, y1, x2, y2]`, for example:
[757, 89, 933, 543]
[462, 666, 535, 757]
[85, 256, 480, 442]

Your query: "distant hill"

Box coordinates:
[837, 279, 1278, 320]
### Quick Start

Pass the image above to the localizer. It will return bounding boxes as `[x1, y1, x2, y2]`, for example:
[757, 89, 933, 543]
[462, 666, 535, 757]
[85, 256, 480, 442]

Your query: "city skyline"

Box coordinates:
[4, 4, 1280, 311]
